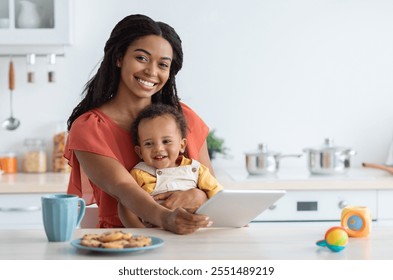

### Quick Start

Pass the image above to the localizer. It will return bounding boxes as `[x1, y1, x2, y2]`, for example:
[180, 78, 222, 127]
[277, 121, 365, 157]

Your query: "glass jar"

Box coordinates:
[23, 139, 47, 173]
[52, 122, 70, 172]
[0, 152, 18, 173]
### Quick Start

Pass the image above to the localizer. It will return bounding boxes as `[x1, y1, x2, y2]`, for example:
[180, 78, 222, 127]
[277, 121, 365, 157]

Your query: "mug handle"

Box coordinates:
[76, 198, 86, 228]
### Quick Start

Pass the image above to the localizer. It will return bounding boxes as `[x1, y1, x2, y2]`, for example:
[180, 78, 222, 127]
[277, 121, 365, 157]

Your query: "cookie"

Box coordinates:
[122, 232, 133, 240]
[80, 239, 102, 248]
[101, 239, 130, 249]
[98, 230, 125, 242]
[82, 233, 100, 241]
[124, 236, 152, 248]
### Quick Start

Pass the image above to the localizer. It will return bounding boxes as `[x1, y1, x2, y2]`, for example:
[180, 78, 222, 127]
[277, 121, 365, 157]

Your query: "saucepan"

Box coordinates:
[245, 143, 302, 175]
[303, 138, 357, 175]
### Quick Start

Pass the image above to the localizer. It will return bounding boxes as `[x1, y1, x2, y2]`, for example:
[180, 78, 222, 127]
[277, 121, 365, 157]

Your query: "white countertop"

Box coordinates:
[215, 167, 393, 190]
[1, 167, 393, 194]
[1, 222, 393, 260]
[1, 170, 393, 260]
[0, 172, 69, 194]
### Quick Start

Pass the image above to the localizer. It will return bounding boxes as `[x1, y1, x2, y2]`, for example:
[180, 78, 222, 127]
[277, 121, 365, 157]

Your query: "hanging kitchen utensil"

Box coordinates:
[362, 162, 393, 175]
[47, 53, 56, 83]
[26, 53, 36, 83]
[2, 60, 21, 131]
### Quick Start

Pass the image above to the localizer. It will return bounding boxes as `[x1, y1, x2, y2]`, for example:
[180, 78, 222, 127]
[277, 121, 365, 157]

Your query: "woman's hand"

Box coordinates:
[162, 207, 211, 235]
[153, 188, 208, 212]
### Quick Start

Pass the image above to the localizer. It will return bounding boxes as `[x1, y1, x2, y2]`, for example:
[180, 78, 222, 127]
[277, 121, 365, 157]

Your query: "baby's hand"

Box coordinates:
[153, 189, 208, 210]
[153, 192, 173, 202]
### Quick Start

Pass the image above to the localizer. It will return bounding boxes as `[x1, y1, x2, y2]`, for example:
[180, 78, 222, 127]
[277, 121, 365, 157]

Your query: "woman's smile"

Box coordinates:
[137, 78, 157, 87]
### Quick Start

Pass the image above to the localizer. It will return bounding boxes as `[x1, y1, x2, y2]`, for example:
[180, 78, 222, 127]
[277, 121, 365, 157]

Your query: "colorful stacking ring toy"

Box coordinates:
[316, 226, 348, 252]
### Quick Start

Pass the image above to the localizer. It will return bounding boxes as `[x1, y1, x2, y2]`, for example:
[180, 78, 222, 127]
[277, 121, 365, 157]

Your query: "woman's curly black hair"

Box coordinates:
[67, 14, 184, 131]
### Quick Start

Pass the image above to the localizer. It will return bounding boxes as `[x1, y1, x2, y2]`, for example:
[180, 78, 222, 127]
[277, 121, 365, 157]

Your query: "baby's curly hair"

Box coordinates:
[132, 104, 188, 146]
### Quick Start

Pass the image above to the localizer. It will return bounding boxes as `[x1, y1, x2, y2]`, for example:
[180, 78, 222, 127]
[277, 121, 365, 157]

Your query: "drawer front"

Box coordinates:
[0, 194, 45, 229]
[254, 190, 378, 222]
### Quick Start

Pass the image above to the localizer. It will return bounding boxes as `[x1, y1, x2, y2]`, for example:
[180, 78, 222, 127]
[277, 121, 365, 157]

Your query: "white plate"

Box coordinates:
[70, 236, 164, 253]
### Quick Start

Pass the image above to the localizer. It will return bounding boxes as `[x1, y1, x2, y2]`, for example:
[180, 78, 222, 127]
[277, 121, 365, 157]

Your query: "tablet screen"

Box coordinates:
[196, 189, 286, 227]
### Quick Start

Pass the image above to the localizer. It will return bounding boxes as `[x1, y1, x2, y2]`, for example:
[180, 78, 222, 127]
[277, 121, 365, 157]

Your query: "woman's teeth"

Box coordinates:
[138, 78, 155, 87]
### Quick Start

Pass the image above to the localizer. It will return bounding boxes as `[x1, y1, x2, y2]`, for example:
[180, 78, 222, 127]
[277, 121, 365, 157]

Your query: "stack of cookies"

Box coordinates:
[80, 230, 152, 249]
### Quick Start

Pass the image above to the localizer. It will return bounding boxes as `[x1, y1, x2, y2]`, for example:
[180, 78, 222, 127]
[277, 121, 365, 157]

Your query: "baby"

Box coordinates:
[119, 103, 223, 228]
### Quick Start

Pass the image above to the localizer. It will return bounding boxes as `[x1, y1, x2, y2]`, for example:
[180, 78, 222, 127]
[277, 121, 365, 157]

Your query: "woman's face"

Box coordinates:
[134, 115, 187, 169]
[117, 35, 173, 100]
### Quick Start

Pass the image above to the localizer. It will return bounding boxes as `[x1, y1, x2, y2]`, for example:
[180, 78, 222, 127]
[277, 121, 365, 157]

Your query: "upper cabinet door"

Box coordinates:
[0, 0, 72, 45]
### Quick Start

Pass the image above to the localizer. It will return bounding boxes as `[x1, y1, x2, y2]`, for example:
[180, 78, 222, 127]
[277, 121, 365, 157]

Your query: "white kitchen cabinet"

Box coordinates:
[0, 193, 96, 229]
[0, 193, 44, 229]
[0, 0, 72, 45]
[254, 190, 378, 222]
[377, 190, 393, 220]
[0, 190, 390, 228]
[218, 167, 393, 222]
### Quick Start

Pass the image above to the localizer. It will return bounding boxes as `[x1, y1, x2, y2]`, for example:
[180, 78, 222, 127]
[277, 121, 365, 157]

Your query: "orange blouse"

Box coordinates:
[64, 103, 209, 228]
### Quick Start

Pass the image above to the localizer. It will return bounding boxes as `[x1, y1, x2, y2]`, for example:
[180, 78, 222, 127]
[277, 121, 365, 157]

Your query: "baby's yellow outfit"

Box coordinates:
[130, 156, 223, 198]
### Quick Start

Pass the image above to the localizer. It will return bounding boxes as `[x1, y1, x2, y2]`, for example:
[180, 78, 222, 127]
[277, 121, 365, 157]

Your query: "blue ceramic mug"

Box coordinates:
[41, 194, 86, 242]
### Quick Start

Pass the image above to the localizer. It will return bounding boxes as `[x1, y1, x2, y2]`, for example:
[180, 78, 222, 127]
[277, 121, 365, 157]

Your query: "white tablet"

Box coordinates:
[196, 189, 286, 227]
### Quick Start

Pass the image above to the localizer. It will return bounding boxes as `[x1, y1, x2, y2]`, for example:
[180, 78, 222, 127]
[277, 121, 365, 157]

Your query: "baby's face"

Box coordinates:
[135, 115, 186, 169]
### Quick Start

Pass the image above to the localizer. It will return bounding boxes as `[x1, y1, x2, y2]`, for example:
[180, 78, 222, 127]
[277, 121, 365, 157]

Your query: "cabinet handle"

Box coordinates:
[338, 200, 348, 209]
[268, 204, 277, 210]
[0, 206, 41, 212]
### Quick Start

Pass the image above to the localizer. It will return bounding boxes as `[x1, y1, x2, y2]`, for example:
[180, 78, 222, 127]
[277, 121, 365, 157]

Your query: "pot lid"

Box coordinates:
[245, 143, 280, 156]
[303, 138, 350, 152]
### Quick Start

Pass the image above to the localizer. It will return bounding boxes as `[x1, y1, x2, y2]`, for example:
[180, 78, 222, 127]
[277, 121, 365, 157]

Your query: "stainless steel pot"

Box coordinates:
[303, 138, 357, 175]
[245, 143, 302, 175]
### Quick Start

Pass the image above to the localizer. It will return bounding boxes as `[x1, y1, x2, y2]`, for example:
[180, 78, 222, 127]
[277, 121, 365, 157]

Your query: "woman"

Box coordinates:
[65, 14, 213, 234]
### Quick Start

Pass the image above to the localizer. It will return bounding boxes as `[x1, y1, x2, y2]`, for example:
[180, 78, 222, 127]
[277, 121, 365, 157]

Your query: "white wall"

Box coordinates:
[1, 0, 393, 171]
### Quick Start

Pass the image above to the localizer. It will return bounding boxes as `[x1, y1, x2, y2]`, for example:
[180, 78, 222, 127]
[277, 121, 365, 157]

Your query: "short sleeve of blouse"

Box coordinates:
[181, 103, 209, 159]
[64, 109, 135, 205]
[64, 109, 131, 165]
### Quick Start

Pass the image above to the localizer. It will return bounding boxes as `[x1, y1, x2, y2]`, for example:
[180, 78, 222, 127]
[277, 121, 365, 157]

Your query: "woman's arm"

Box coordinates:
[118, 202, 146, 228]
[75, 150, 209, 234]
